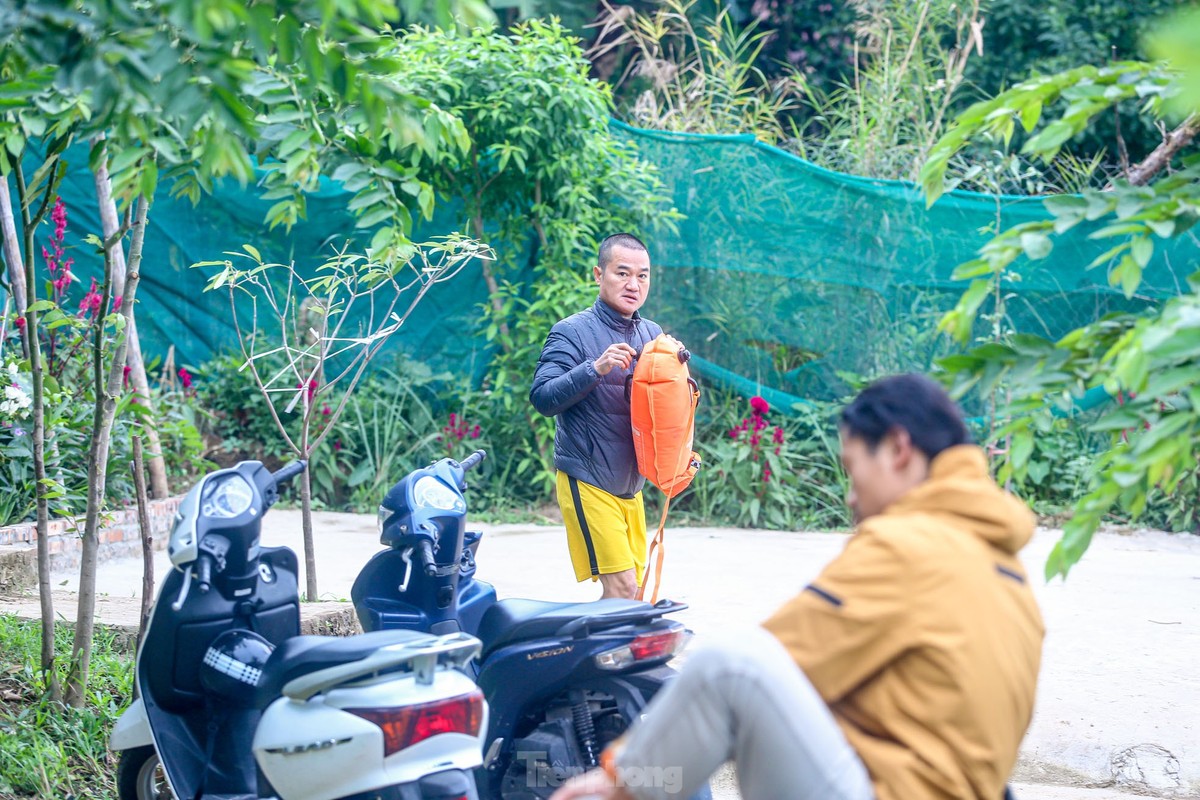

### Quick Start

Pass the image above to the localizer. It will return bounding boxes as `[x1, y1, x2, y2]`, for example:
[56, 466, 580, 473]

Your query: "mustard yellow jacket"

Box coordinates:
[764, 445, 1044, 800]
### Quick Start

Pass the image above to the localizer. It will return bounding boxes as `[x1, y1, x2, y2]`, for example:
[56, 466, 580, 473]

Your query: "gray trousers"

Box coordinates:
[613, 627, 875, 800]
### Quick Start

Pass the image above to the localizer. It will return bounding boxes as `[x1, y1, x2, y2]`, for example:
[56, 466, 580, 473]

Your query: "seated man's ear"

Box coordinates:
[885, 427, 916, 469]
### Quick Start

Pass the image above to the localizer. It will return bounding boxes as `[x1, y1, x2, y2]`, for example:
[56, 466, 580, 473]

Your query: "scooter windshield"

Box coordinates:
[169, 476, 207, 568]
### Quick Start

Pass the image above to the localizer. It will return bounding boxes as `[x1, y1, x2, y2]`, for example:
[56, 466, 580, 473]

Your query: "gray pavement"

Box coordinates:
[11, 511, 1200, 799]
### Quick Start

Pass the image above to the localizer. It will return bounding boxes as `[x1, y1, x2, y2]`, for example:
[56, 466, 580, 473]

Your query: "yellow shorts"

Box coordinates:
[556, 471, 647, 584]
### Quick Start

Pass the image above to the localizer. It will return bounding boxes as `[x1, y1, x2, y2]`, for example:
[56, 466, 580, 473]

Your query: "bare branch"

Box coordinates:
[1118, 114, 1200, 188]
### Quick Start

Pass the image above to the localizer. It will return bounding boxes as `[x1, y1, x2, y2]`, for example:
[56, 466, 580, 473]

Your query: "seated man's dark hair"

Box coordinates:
[598, 232, 648, 270]
[839, 373, 970, 460]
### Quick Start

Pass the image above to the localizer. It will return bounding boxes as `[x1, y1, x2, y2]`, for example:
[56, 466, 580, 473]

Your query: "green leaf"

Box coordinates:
[109, 146, 149, 177]
[139, 160, 159, 199]
[1130, 236, 1153, 268]
[1019, 231, 1053, 260]
[1110, 255, 1143, 298]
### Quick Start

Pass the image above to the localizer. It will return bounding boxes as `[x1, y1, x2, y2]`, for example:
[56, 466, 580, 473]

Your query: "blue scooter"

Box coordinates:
[351, 450, 710, 800]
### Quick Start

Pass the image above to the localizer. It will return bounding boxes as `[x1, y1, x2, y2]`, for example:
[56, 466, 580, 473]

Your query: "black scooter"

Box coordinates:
[351, 451, 711, 800]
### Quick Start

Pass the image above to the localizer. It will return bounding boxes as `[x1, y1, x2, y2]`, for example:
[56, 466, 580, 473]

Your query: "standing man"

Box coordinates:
[530, 233, 662, 599]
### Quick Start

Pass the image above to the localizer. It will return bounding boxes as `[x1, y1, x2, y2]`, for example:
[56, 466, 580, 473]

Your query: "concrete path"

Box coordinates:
[5, 512, 1198, 799]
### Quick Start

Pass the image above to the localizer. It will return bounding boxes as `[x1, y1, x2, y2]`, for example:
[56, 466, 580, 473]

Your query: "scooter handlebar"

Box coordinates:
[196, 553, 213, 594]
[272, 460, 308, 488]
[417, 539, 438, 576]
[459, 450, 486, 472]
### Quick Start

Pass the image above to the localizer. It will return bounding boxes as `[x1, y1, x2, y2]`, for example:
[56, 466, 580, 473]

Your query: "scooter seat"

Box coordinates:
[255, 628, 434, 708]
[477, 598, 650, 657]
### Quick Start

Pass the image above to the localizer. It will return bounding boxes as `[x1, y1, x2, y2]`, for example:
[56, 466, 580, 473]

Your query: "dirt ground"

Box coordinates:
[4, 515, 1197, 799]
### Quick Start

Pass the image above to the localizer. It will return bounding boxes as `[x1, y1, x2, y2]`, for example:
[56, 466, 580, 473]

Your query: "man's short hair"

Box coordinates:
[597, 233, 649, 271]
[839, 373, 970, 460]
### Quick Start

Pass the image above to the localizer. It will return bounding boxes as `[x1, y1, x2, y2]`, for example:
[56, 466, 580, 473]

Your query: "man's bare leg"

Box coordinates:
[599, 569, 638, 599]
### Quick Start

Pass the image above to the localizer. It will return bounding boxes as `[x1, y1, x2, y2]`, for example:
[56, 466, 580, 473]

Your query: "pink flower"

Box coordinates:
[762, 466, 772, 483]
[753, 415, 766, 432]
[111, 296, 122, 312]
[750, 396, 769, 415]
[78, 279, 103, 317]
[13, 315, 25, 331]
[178, 368, 193, 390]
[750, 434, 760, 447]
[122, 365, 132, 389]
[774, 446, 781, 455]
[772, 426, 784, 444]
[321, 404, 331, 416]
[307, 379, 317, 401]
[333, 440, 343, 452]
[470, 425, 481, 439]
[448, 412, 457, 426]
[727, 428, 740, 439]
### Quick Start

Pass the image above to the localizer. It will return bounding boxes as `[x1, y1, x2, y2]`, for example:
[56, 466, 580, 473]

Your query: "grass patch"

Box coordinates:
[0, 614, 135, 800]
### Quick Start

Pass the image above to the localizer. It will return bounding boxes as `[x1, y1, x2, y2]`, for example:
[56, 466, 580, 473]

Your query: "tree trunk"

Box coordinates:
[94, 153, 169, 498]
[472, 212, 510, 343]
[132, 435, 155, 647]
[66, 194, 149, 708]
[0, 175, 28, 321]
[300, 463, 318, 602]
[12, 161, 60, 703]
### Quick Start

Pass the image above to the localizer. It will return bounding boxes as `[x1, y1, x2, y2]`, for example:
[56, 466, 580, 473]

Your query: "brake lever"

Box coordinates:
[171, 565, 193, 611]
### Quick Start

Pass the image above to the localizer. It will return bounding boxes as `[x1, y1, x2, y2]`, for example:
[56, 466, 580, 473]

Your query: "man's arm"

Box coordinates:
[530, 327, 604, 418]
[762, 527, 916, 703]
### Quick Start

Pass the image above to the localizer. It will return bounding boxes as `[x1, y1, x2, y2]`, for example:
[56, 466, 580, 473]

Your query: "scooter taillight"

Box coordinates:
[594, 622, 687, 671]
[347, 690, 485, 757]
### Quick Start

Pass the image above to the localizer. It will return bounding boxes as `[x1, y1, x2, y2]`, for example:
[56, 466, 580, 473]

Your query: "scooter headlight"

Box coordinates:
[202, 475, 254, 519]
[412, 476, 463, 512]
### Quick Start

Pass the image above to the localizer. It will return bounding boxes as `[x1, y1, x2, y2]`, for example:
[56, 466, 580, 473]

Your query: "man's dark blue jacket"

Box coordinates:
[530, 299, 662, 499]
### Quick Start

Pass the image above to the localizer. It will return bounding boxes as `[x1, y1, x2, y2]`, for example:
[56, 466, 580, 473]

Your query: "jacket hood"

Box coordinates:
[888, 445, 1035, 555]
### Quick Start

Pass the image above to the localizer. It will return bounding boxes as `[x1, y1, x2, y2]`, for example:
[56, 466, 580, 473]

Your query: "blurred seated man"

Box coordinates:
[551, 373, 1044, 800]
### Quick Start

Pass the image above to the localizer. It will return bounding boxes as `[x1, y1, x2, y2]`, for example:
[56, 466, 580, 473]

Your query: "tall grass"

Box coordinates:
[0, 615, 132, 799]
[588, 0, 803, 144]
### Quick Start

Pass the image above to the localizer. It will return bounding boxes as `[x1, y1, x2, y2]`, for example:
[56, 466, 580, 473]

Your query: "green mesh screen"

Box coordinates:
[5, 122, 1197, 408]
[616, 121, 1197, 409]
[3, 144, 494, 377]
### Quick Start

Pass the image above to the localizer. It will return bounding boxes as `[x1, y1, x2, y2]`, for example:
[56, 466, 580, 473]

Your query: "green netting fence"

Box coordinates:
[4, 121, 1197, 410]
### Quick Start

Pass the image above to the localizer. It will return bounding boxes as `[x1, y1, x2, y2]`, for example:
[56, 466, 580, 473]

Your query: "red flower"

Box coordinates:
[750, 396, 769, 415]
[470, 424, 481, 439]
[122, 365, 132, 390]
[772, 426, 784, 444]
[13, 316, 25, 331]
[762, 466, 772, 483]
[750, 433, 760, 447]
[321, 404, 331, 416]
[178, 368, 193, 390]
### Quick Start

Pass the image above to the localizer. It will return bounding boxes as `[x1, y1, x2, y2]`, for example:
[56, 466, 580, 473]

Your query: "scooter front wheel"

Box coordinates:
[117, 746, 175, 800]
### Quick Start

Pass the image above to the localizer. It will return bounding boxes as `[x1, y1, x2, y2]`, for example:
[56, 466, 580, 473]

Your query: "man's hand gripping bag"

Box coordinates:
[627, 333, 701, 602]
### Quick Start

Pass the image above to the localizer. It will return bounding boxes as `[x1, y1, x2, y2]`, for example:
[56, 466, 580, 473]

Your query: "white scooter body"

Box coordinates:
[110, 460, 487, 800]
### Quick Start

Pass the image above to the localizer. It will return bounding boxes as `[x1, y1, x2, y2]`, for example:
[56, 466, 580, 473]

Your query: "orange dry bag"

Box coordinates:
[627, 333, 701, 602]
